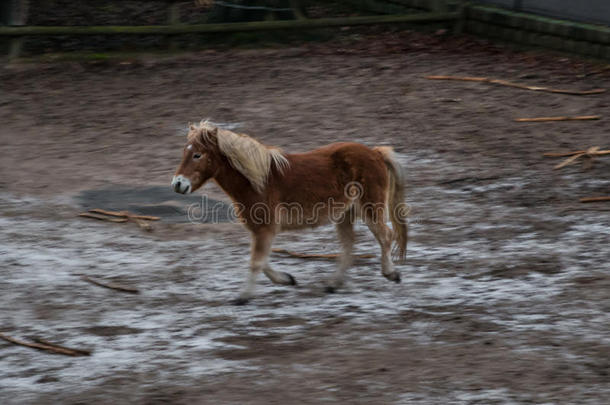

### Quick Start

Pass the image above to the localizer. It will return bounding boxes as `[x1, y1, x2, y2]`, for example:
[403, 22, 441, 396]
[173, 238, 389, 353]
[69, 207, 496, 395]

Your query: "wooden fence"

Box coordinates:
[0, 0, 463, 59]
[475, 0, 610, 26]
[2, 1, 609, 60]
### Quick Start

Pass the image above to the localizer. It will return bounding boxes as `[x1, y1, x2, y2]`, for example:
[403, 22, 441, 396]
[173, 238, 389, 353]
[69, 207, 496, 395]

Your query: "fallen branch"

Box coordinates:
[0, 332, 86, 356]
[78, 213, 128, 223]
[559, 207, 610, 214]
[544, 149, 610, 157]
[132, 218, 153, 232]
[79, 209, 158, 231]
[425, 75, 606, 95]
[543, 150, 588, 157]
[32, 337, 91, 356]
[439, 175, 501, 185]
[543, 146, 610, 170]
[580, 196, 610, 203]
[88, 209, 160, 221]
[515, 115, 601, 122]
[554, 150, 592, 169]
[272, 248, 375, 260]
[81, 275, 139, 294]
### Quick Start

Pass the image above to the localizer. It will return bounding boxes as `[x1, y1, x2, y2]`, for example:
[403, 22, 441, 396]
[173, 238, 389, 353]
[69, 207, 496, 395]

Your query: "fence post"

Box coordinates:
[167, 1, 180, 50]
[290, 0, 307, 20]
[453, 0, 467, 34]
[6, 0, 29, 60]
[1, 2, 11, 25]
[430, 0, 448, 12]
[514, 0, 523, 12]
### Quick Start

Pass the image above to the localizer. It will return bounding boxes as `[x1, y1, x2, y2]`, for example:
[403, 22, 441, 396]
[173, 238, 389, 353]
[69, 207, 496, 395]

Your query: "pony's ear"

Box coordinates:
[189, 122, 196, 132]
[207, 127, 218, 137]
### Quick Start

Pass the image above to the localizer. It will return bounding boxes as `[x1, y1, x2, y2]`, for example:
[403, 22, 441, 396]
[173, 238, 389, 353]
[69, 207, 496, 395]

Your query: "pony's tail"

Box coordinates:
[374, 146, 408, 262]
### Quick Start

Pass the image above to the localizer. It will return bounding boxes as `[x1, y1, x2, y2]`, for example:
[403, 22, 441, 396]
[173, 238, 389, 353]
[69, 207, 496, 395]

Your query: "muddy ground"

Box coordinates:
[1, 32, 609, 404]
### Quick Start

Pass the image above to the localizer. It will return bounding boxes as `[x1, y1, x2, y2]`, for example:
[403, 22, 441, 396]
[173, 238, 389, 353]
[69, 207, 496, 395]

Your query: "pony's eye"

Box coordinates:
[193, 153, 202, 159]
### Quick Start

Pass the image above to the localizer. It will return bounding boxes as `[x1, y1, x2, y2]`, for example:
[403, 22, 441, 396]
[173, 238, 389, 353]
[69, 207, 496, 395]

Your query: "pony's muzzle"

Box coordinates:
[172, 175, 192, 194]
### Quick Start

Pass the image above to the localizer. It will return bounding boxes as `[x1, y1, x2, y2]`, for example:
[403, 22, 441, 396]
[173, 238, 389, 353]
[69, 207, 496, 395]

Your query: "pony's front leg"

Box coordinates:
[234, 230, 272, 305]
[234, 228, 296, 305]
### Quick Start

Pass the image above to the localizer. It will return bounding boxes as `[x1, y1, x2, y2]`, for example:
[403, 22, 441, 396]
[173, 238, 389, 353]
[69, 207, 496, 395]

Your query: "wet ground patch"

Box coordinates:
[77, 185, 234, 224]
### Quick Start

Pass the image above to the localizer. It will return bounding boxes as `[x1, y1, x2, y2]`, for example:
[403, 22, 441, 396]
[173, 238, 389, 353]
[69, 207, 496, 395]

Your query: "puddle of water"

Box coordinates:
[76, 185, 234, 224]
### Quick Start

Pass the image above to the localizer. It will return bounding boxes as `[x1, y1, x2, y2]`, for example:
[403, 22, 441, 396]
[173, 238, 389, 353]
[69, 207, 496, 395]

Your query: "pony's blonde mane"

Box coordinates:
[189, 121, 289, 193]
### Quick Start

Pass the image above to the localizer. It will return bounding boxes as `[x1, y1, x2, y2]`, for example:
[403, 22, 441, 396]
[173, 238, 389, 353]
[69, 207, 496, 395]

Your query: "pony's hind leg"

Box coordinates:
[366, 219, 401, 283]
[325, 215, 355, 293]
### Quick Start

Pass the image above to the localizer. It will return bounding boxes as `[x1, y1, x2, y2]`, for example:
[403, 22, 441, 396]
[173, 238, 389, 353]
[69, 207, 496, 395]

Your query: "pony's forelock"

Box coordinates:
[187, 119, 216, 146]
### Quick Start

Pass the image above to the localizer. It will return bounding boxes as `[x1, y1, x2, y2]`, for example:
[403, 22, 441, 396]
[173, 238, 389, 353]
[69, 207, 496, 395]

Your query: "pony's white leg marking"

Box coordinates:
[238, 265, 261, 302]
[236, 236, 269, 303]
[366, 219, 401, 283]
[326, 216, 355, 291]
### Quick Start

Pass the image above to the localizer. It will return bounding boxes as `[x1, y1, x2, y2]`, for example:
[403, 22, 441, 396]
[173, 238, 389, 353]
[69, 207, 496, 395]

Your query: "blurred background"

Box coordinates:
[1, 1, 609, 404]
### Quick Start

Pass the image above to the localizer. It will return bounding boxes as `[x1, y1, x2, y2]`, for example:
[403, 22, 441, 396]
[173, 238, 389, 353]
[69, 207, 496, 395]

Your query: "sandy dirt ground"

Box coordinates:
[1, 32, 609, 404]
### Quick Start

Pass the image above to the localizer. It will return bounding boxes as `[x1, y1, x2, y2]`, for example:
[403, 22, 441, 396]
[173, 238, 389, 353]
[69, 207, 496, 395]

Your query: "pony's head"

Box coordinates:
[171, 122, 220, 194]
[172, 120, 289, 194]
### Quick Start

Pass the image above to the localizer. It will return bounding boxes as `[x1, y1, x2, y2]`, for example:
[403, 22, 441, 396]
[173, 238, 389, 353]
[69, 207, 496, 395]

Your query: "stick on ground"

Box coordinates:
[132, 218, 154, 232]
[544, 149, 610, 157]
[543, 150, 588, 157]
[580, 196, 610, 203]
[425, 75, 606, 95]
[81, 275, 139, 294]
[544, 146, 610, 169]
[0, 333, 86, 356]
[554, 152, 589, 169]
[515, 115, 601, 122]
[88, 208, 160, 221]
[559, 207, 610, 214]
[78, 213, 128, 223]
[272, 248, 375, 260]
[79, 209, 158, 231]
[32, 337, 91, 356]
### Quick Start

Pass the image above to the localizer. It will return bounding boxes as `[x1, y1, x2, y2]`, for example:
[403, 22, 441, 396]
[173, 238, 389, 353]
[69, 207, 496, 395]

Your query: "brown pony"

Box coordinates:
[172, 121, 408, 304]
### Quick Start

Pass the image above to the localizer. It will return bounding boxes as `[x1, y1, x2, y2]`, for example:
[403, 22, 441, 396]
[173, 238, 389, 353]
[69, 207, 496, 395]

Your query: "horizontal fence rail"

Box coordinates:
[0, 12, 460, 36]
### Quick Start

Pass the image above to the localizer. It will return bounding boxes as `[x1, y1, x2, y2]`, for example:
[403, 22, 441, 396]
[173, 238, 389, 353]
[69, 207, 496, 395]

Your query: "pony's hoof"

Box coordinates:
[284, 273, 297, 286]
[324, 285, 336, 294]
[232, 297, 250, 306]
[384, 272, 401, 283]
